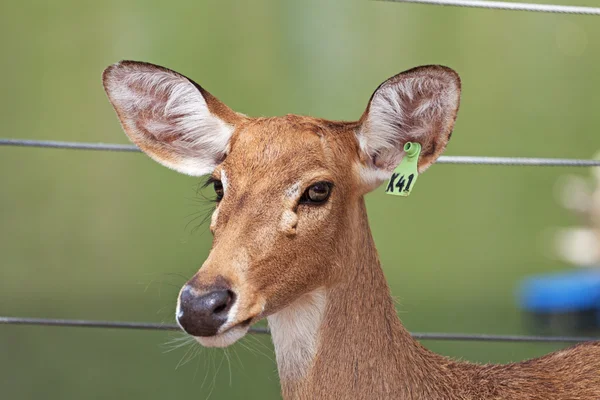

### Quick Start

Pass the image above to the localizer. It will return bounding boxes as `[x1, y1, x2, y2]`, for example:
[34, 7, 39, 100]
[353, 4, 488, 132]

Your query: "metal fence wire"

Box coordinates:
[377, 0, 600, 15]
[2, 317, 600, 343]
[2, 0, 600, 347]
[3, 139, 600, 167]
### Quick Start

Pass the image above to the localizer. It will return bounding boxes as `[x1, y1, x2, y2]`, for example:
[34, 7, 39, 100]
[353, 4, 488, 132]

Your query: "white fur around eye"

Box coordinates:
[221, 169, 229, 192]
[285, 182, 301, 200]
[210, 206, 220, 231]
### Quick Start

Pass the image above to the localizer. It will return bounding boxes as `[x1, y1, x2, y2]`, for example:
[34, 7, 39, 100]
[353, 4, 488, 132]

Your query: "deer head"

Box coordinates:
[102, 61, 461, 349]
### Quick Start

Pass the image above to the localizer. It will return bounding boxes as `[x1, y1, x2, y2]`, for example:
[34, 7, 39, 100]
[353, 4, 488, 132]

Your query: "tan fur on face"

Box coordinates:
[204, 116, 359, 321]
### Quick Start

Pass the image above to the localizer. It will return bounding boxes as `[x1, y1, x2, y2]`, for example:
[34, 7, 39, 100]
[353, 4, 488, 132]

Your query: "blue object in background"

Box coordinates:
[518, 269, 600, 331]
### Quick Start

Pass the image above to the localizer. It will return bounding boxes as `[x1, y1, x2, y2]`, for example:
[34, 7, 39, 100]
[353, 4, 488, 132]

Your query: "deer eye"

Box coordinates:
[213, 180, 224, 201]
[300, 182, 332, 205]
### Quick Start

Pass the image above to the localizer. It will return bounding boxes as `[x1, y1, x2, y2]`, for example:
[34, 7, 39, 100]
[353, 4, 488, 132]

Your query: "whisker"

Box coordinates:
[205, 351, 225, 400]
[224, 348, 233, 387]
[163, 334, 196, 353]
[242, 335, 275, 362]
[199, 349, 212, 389]
[176, 341, 202, 369]
[231, 346, 245, 372]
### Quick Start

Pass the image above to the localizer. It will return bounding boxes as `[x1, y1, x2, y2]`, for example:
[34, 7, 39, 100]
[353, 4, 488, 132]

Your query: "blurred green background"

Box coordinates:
[1, 0, 599, 398]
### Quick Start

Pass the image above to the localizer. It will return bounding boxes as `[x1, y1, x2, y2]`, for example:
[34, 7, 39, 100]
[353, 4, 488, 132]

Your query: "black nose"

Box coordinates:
[177, 286, 235, 337]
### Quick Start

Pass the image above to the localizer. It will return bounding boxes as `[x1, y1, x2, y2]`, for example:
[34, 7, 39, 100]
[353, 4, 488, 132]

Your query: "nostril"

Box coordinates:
[197, 289, 234, 315]
[213, 304, 227, 314]
[212, 290, 235, 314]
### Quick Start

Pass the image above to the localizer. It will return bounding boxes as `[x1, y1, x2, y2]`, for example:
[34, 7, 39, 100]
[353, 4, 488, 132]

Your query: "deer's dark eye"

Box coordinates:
[300, 182, 332, 205]
[213, 180, 224, 201]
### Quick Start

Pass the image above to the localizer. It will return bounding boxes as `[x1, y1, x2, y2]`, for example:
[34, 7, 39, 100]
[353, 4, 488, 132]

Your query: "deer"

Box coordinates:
[102, 60, 600, 400]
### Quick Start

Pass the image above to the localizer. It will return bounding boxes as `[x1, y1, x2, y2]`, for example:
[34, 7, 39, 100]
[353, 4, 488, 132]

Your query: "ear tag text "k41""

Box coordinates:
[385, 142, 421, 197]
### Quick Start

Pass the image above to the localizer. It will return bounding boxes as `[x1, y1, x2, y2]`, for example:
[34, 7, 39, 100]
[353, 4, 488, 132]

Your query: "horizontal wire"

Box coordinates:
[438, 155, 600, 167]
[376, 0, 600, 15]
[0, 317, 269, 334]
[0, 138, 140, 152]
[1, 316, 598, 343]
[2, 138, 600, 167]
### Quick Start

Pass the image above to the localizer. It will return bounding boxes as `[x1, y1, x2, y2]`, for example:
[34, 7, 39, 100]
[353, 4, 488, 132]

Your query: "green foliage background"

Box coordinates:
[1, 1, 599, 398]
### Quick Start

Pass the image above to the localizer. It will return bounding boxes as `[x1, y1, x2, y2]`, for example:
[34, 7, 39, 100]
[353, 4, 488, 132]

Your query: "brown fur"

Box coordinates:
[102, 61, 600, 400]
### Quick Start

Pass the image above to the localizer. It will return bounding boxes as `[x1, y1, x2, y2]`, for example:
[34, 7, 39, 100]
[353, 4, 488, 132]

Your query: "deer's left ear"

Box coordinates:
[356, 65, 461, 188]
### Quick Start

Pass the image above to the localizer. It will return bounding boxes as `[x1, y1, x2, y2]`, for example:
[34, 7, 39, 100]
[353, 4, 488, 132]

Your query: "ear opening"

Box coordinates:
[102, 60, 245, 176]
[356, 65, 461, 187]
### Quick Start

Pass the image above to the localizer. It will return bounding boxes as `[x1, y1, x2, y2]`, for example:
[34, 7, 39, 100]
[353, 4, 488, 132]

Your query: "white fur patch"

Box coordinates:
[208, 169, 227, 230]
[175, 290, 184, 328]
[356, 162, 394, 190]
[104, 62, 234, 176]
[280, 210, 298, 233]
[285, 182, 301, 200]
[267, 288, 327, 381]
[279, 182, 301, 232]
[221, 169, 229, 192]
[209, 206, 220, 231]
[195, 324, 249, 348]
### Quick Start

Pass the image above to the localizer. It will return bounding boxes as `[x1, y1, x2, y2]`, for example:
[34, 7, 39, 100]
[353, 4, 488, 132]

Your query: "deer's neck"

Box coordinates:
[268, 199, 456, 400]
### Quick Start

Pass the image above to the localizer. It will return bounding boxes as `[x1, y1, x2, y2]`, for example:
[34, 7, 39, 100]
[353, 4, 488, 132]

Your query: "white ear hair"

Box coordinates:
[357, 65, 461, 188]
[103, 61, 242, 176]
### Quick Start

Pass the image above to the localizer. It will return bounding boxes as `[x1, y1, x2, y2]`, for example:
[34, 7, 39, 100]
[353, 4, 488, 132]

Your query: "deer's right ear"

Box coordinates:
[102, 61, 243, 176]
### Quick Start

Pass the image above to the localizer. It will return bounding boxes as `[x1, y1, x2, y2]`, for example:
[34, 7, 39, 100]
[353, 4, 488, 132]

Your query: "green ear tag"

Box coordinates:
[385, 142, 421, 197]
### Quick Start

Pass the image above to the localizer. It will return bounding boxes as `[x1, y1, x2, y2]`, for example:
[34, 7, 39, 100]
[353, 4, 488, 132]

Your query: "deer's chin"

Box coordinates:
[194, 324, 249, 348]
